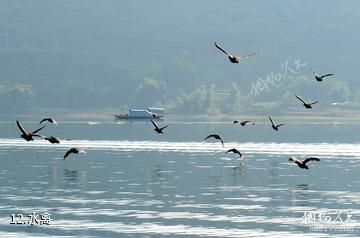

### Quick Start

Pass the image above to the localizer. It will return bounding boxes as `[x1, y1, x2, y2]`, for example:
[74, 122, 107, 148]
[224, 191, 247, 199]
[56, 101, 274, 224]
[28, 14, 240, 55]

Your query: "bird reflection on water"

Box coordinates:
[63, 169, 87, 189]
[291, 183, 311, 207]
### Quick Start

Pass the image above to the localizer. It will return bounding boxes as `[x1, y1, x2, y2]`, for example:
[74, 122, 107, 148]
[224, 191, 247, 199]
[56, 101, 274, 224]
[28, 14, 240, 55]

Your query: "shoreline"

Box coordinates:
[3, 110, 360, 124]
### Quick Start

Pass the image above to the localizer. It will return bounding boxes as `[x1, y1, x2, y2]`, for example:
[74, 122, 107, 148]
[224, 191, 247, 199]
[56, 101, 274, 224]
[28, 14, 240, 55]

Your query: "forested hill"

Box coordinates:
[0, 1, 359, 116]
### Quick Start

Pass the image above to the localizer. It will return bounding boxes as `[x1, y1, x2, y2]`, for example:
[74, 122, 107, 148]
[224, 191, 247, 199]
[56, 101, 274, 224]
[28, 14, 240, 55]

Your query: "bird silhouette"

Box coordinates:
[204, 134, 224, 147]
[43, 136, 72, 144]
[63, 147, 86, 160]
[214, 42, 255, 63]
[288, 157, 320, 169]
[45, 136, 60, 144]
[39, 117, 58, 126]
[269, 116, 284, 131]
[225, 148, 244, 160]
[295, 95, 319, 109]
[16, 120, 46, 141]
[233, 120, 254, 126]
[151, 119, 168, 134]
[311, 69, 333, 82]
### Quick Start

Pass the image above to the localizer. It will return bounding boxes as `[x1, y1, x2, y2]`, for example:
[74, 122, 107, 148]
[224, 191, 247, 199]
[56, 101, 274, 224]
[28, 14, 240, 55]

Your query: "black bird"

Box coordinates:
[16, 120, 46, 141]
[43, 135, 72, 144]
[295, 95, 319, 109]
[45, 136, 60, 144]
[63, 147, 86, 160]
[39, 117, 58, 126]
[311, 69, 333, 82]
[288, 157, 320, 169]
[233, 120, 254, 126]
[214, 42, 255, 64]
[204, 134, 224, 147]
[225, 148, 244, 160]
[269, 116, 284, 131]
[151, 119, 168, 134]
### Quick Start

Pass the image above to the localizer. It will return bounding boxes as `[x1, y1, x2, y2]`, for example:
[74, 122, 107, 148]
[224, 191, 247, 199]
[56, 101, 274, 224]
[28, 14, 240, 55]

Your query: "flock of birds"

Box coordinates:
[16, 119, 86, 160]
[15, 42, 334, 169]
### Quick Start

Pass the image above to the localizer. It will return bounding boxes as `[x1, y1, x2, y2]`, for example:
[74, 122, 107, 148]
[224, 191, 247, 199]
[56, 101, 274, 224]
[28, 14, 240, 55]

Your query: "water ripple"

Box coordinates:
[1, 139, 360, 158]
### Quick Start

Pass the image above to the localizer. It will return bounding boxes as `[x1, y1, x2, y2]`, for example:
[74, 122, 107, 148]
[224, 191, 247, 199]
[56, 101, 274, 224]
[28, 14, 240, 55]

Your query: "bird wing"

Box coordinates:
[214, 42, 230, 56]
[268, 117, 275, 126]
[243, 120, 251, 124]
[311, 69, 317, 76]
[295, 95, 306, 104]
[237, 53, 256, 60]
[39, 118, 47, 124]
[233, 120, 239, 124]
[320, 73, 333, 79]
[225, 148, 235, 153]
[204, 134, 216, 140]
[236, 150, 243, 158]
[63, 149, 73, 160]
[16, 120, 28, 135]
[51, 119, 58, 125]
[310, 101, 319, 105]
[277, 123, 284, 127]
[150, 119, 159, 130]
[160, 125, 169, 131]
[31, 124, 46, 134]
[225, 148, 242, 157]
[303, 157, 320, 165]
[220, 137, 224, 147]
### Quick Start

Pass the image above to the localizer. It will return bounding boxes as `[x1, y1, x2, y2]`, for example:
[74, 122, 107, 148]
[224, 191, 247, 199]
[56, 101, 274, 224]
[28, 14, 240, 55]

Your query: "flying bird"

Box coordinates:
[39, 117, 58, 126]
[295, 95, 319, 109]
[214, 42, 255, 64]
[269, 116, 284, 131]
[16, 120, 46, 141]
[288, 157, 320, 169]
[45, 136, 60, 144]
[43, 136, 72, 144]
[311, 69, 333, 82]
[233, 120, 255, 126]
[151, 119, 168, 134]
[63, 147, 86, 160]
[204, 134, 224, 147]
[225, 148, 244, 160]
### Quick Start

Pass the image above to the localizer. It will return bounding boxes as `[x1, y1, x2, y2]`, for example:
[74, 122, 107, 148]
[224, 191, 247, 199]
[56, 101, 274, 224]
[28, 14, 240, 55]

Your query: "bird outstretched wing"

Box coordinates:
[310, 101, 319, 105]
[63, 149, 74, 160]
[39, 118, 48, 124]
[237, 53, 256, 60]
[268, 117, 275, 126]
[16, 120, 28, 135]
[31, 124, 46, 135]
[204, 134, 216, 140]
[295, 95, 306, 104]
[214, 42, 230, 56]
[160, 125, 169, 131]
[150, 119, 159, 130]
[320, 73, 333, 79]
[303, 157, 320, 165]
[219, 138, 224, 147]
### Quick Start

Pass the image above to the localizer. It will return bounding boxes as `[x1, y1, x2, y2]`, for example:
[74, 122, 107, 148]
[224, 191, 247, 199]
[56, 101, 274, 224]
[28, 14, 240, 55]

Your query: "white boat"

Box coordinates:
[113, 107, 165, 120]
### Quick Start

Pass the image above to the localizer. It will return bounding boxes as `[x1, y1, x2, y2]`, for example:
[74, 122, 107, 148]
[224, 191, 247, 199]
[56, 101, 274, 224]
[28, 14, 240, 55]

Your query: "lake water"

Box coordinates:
[0, 120, 359, 237]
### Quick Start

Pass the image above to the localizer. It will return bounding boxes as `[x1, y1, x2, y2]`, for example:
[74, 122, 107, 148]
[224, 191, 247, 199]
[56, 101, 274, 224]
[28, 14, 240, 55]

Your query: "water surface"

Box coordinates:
[0, 121, 359, 237]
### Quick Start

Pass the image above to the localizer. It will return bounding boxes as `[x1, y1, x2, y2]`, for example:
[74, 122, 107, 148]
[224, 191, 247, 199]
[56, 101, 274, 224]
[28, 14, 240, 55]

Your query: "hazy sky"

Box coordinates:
[0, 0, 359, 113]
